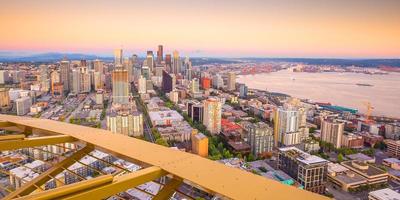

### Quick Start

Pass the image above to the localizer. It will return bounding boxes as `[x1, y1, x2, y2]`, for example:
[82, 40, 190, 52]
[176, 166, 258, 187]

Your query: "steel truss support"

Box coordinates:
[4, 145, 94, 199]
[0, 135, 76, 151]
[15, 175, 113, 200]
[0, 134, 25, 141]
[61, 166, 166, 200]
[153, 177, 183, 200]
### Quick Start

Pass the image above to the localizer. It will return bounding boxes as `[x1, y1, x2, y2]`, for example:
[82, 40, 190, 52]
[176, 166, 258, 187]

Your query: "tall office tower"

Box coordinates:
[80, 59, 87, 67]
[165, 54, 172, 73]
[146, 53, 154, 74]
[0, 88, 10, 107]
[112, 65, 129, 105]
[131, 54, 138, 67]
[186, 100, 204, 123]
[212, 74, 223, 89]
[93, 72, 104, 91]
[320, 119, 344, 149]
[203, 97, 222, 135]
[162, 70, 175, 93]
[172, 50, 180, 75]
[248, 122, 274, 157]
[60, 58, 70, 93]
[184, 57, 192, 80]
[0, 70, 10, 84]
[201, 77, 211, 90]
[278, 147, 328, 194]
[106, 112, 144, 137]
[274, 107, 300, 147]
[39, 65, 50, 92]
[15, 96, 32, 116]
[71, 69, 80, 94]
[157, 45, 163, 64]
[93, 59, 104, 74]
[114, 49, 123, 66]
[227, 72, 236, 91]
[138, 75, 147, 94]
[239, 84, 248, 98]
[190, 78, 200, 93]
[79, 66, 91, 93]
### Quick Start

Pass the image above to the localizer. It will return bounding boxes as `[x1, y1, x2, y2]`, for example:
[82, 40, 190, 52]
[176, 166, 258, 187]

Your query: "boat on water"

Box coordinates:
[356, 83, 373, 87]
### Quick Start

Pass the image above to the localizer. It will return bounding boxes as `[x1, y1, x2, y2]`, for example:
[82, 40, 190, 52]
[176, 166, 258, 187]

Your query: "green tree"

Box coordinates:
[337, 153, 344, 162]
[155, 138, 169, 147]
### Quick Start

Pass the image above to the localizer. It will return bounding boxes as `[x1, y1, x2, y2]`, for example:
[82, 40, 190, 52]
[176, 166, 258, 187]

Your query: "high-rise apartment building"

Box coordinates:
[106, 112, 144, 137]
[112, 66, 129, 105]
[278, 147, 328, 194]
[0, 88, 10, 107]
[190, 78, 200, 94]
[227, 72, 236, 91]
[320, 119, 344, 149]
[274, 107, 301, 147]
[0, 70, 10, 84]
[203, 97, 222, 134]
[248, 122, 274, 157]
[212, 74, 223, 89]
[184, 57, 192, 80]
[239, 83, 248, 98]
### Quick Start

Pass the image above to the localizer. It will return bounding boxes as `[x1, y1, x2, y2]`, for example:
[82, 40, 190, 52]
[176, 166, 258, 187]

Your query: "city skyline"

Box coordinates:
[1, 0, 400, 58]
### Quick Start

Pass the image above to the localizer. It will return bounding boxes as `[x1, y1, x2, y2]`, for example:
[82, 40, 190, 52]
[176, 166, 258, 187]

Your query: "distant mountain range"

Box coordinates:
[0, 52, 113, 62]
[0, 52, 399, 68]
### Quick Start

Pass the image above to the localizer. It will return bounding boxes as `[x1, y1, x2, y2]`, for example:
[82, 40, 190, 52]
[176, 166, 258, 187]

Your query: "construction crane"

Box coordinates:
[362, 101, 374, 123]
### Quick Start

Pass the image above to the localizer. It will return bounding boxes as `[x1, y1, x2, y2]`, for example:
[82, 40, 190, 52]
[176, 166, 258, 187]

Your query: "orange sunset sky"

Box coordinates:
[0, 0, 399, 58]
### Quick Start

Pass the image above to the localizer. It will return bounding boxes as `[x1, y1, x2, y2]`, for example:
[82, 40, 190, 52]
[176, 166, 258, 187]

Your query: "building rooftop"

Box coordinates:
[369, 188, 400, 200]
[149, 110, 183, 122]
[279, 147, 328, 165]
[342, 161, 387, 177]
[346, 153, 375, 163]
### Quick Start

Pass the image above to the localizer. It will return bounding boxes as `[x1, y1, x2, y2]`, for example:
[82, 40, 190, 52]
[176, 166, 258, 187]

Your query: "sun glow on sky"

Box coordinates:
[1, 0, 400, 58]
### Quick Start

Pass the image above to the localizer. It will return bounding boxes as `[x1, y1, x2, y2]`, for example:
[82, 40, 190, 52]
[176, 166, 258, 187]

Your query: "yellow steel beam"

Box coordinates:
[0, 121, 15, 127]
[153, 178, 183, 200]
[62, 166, 166, 200]
[4, 145, 94, 199]
[0, 135, 77, 151]
[0, 134, 25, 141]
[15, 175, 113, 200]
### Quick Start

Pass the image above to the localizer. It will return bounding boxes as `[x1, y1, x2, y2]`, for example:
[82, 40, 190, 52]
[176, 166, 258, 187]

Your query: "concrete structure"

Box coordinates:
[341, 161, 388, 186]
[138, 75, 147, 94]
[248, 122, 274, 157]
[203, 97, 222, 134]
[341, 133, 364, 149]
[162, 70, 175, 93]
[112, 66, 130, 104]
[16, 96, 32, 116]
[327, 162, 367, 192]
[368, 188, 400, 200]
[0, 70, 10, 84]
[192, 132, 208, 157]
[274, 107, 300, 147]
[149, 110, 183, 126]
[186, 100, 204, 123]
[106, 112, 143, 137]
[0, 88, 10, 107]
[385, 139, 400, 158]
[320, 119, 344, 148]
[227, 72, 236, 91]
[278, 147, 328, 194]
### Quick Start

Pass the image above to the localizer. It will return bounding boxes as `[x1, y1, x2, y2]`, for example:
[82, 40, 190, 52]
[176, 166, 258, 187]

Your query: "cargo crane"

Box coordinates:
[362, 101, 374, 124]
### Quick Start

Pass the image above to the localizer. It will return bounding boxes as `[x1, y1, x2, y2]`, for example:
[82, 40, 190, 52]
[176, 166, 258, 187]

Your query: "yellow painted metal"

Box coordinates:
[0, 121, 15, 127]
[0, 115, 330, 200]
[153, 178, 183, 200]
[0, 135, 76, 151]
[62, 166, 166, 200]
[4, 145, 94, 199]
[0, 134, 25, 141]
[15, 175, 113, 200]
